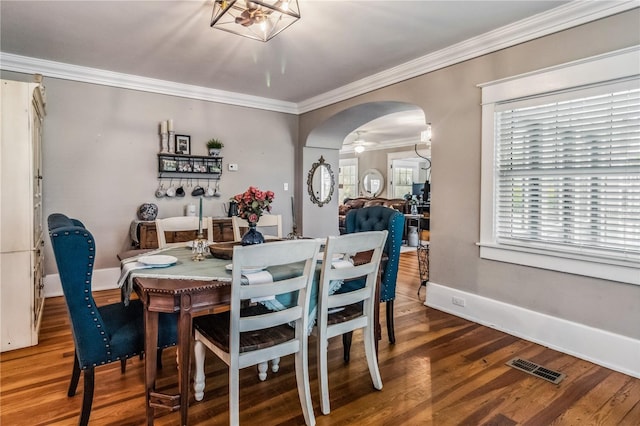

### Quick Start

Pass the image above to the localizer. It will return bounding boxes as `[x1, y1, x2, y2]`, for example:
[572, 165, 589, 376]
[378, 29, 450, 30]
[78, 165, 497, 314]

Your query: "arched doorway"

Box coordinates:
[301, 101, 428, 237]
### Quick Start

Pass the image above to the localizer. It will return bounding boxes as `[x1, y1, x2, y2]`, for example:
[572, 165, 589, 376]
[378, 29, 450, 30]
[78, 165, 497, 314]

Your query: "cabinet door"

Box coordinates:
[32, 96, 44, 249]
[33, 242, 44, 324]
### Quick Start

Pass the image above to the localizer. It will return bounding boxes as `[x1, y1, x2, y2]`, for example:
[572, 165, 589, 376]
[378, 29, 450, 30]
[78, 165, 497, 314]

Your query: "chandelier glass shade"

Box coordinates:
[211, 0, 301, 42]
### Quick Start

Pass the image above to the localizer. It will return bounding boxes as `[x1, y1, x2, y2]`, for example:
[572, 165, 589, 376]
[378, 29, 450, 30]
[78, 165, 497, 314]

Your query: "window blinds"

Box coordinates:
[494, 83, 640, 261]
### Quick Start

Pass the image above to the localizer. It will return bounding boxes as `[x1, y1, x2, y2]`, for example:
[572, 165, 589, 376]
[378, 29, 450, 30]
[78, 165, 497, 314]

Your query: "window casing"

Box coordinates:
[479, 46, 640, 285]
[338, 158, 358, 203]
[393, 166, 414, 198]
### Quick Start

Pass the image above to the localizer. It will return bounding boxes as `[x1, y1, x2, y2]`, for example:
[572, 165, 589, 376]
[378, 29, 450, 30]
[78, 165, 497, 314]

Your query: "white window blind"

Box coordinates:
[494, 81, 640, 262]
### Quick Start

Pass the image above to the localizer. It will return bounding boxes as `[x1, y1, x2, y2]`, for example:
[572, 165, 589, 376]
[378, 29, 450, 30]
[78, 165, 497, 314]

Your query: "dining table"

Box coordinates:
[118, 241, 383, 426]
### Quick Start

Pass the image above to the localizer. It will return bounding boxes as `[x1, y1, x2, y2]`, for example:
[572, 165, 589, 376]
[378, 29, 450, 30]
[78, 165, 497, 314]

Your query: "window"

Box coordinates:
[393, 166, 414, 198]
[479, 47, 640, 285]
[338, 158, 358, 203]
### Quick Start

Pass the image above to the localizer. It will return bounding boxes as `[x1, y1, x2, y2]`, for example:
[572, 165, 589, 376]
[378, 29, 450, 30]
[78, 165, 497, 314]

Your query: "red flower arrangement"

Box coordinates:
[232, 186, 275, 224]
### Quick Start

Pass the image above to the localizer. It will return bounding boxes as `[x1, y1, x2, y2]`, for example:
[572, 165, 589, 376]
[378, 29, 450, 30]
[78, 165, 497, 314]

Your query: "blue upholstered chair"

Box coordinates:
[343, 206, 404, 350]
[47, 213, 178, 426]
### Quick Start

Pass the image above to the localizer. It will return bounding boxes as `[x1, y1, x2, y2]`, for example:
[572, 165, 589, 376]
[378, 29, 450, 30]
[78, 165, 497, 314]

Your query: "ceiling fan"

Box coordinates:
[343, 131, 378, 153]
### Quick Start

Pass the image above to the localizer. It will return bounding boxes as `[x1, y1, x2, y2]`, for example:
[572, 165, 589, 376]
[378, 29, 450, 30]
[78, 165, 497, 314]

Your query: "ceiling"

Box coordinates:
[2, 1, 627, 150]
[1, 0, 570, 105]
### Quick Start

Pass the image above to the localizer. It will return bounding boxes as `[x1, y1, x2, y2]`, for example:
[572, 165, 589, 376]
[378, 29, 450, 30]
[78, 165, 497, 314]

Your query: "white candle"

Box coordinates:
[168, 119, 174, 131]
[198, 197, 203, 234]
[160, 120, 167, 134]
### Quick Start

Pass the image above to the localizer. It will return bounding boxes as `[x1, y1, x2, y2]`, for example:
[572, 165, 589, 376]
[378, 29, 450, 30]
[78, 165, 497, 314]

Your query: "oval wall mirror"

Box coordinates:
[307, 156, 335, 207]
[361, 168, 384, 197]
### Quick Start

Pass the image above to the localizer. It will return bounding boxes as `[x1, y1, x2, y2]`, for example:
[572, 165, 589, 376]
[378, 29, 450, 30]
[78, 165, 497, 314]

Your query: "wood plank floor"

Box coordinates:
[1, 252, 639, 425]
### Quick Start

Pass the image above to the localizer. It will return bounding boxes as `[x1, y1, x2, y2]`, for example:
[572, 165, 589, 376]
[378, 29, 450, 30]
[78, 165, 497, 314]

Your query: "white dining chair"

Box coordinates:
[316, 230, 387, 415]
[155, 216, 214, 248]
[192, 239, 320, 426]
[231, 214, 283, 241]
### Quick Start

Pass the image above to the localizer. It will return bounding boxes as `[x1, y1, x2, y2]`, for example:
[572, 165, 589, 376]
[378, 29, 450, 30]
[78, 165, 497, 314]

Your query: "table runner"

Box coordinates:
[119, 245, 345, 332]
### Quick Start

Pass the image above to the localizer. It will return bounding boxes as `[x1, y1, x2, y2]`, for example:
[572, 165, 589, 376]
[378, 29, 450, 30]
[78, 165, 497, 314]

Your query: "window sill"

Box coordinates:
[478, 243, 639, 285]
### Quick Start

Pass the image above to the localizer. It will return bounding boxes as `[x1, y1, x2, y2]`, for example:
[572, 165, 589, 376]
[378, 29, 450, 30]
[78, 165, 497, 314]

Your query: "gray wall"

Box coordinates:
[9, 76, 298, 274]
[300, 10, 640, 339]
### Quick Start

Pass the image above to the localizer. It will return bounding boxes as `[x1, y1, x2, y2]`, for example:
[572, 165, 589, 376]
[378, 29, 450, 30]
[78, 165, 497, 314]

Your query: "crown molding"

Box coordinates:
[297, 1, 640, 113]
[0, 52, 299, 114]
[1, 1, 636, 115]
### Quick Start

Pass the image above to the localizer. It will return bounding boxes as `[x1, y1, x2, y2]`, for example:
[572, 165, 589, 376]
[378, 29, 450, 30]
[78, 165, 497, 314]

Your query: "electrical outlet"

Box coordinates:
[452, 296, 466, 307]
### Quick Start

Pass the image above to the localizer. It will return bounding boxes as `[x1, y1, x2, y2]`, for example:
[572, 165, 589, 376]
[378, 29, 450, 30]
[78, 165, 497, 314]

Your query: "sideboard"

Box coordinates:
[135, 218, 234, 249]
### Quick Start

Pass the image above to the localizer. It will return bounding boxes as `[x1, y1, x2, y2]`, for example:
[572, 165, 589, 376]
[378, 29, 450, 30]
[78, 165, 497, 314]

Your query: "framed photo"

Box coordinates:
[175, 134, 191, 155]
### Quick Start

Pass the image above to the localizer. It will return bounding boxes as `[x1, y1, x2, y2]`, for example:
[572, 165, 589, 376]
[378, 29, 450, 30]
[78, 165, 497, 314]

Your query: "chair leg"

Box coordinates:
[364, 319, 383, 391]
[68, 354, 81, 397]
[386, 300, 396, 344]
[318, 332, 331, 415]
[193, 339, 206, 402]
[257, 362, 268, 381]
[79, 367, 95, 426]
[120, 359, 126, 374]
[271, 357, 281, 373]
[229, 363, 240, 426]
[342, 332, 353, 363]
[296, 339, 315, 425]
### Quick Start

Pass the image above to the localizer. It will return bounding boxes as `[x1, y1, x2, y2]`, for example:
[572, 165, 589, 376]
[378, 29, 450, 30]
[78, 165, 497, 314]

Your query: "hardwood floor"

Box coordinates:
[1, 252, 639, 425]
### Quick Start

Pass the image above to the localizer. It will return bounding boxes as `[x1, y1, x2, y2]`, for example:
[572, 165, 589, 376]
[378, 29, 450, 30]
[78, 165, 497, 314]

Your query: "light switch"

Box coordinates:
[228, 163, 238, 171]
[283, 183, 289, 191]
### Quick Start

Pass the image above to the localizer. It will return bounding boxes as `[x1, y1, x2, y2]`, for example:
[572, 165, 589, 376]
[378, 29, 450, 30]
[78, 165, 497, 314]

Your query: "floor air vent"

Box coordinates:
[506, 358, 565, 384]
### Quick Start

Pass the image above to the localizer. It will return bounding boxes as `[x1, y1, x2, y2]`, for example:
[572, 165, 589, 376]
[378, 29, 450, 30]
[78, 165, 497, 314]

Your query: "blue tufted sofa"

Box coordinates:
[343, 205, 405, 345]
[47, 213, 177, 426]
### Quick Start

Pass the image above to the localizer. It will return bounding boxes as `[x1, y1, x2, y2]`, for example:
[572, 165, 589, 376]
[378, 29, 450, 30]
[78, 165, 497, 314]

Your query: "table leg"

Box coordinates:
[178, 295, 193, 426]
[144, 309, 159, 426]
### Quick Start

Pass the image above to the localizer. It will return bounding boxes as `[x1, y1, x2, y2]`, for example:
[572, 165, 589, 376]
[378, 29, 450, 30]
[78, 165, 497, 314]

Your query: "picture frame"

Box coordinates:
[175, 134, 191, 155]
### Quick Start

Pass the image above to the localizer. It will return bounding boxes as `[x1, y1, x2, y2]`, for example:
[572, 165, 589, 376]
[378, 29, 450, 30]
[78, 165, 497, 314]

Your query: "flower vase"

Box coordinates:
[241, 222, 264, 246]
[411, 204, 418, 215]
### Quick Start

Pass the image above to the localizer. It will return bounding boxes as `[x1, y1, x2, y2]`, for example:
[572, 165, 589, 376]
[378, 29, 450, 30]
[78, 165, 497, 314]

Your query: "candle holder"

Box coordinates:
[286, 225, 302, 240]
[191, 232, 209, 261]
[168, 131, 176, 154]
[160, 132, 169, 153]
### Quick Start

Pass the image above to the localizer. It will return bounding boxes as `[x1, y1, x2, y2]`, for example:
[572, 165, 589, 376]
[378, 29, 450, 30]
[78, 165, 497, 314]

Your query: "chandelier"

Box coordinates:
[211, 0, 301, 42]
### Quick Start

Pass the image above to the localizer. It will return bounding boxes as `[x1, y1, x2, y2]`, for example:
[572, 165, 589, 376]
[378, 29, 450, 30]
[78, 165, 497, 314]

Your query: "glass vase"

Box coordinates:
[241, 222, 264, 246]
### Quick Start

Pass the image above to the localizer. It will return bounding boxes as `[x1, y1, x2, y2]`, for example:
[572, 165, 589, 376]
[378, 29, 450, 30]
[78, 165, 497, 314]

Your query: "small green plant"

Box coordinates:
[206, 138, 224, 149]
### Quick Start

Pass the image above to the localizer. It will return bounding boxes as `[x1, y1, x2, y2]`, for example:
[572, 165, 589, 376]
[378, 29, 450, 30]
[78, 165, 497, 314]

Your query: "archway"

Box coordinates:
[300, 101, 427, 237]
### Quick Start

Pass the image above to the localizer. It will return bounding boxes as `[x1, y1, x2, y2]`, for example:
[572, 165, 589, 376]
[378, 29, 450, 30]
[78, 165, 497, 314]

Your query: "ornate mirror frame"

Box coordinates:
[307, 155, 335, 207]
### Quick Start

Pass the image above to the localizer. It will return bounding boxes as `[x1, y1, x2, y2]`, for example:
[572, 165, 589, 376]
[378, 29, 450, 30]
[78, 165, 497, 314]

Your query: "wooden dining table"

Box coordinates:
[135, 276, 230, 426]
[120, 243, 383, 426]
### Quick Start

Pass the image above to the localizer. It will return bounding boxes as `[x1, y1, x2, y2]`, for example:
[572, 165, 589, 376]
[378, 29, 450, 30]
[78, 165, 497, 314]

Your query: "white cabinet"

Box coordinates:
[1, 78, 46, 352]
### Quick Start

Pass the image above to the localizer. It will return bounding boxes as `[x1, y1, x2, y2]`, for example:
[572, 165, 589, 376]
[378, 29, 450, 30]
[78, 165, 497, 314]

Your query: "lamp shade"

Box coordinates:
[211, 0, 301, 42]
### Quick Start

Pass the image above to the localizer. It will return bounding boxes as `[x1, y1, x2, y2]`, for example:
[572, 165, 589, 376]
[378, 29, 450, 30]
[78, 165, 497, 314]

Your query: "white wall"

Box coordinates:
[301, 146, 340, 238]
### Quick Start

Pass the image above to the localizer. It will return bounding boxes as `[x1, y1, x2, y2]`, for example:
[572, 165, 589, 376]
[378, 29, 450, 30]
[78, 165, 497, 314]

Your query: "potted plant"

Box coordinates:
[206, 138, 224, 156]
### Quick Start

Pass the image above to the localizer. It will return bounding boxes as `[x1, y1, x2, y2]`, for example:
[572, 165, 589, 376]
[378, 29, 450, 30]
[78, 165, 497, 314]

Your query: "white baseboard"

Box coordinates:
[44, 267, 120, 298]
[425, 282, 640, 379]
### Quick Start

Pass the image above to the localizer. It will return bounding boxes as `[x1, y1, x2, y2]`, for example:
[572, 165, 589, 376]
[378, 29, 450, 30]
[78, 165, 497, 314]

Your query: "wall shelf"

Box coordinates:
[158, 153, 222, 179]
